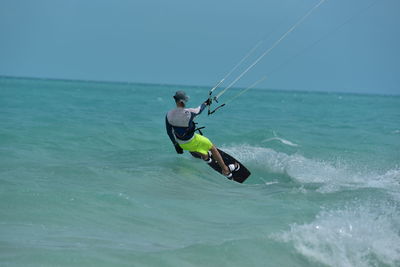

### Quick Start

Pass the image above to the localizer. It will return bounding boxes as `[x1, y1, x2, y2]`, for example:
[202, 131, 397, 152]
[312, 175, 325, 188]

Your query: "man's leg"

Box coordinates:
[201, 145, 230, 175]
[182, 134, 235, 176]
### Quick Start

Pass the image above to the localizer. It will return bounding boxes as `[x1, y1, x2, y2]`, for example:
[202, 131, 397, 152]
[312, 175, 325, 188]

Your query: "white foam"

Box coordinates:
[262, 131, 299, 147]
[223, 145, 400, 193]
[273, 203, 400, 266]
[262, 137, 299, 147]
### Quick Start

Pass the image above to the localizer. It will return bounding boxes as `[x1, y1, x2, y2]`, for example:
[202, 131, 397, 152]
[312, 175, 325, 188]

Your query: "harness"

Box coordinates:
[174, 123, 205, 140]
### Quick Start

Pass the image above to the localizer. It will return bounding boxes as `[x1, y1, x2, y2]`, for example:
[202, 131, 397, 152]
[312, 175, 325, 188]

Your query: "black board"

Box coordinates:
[190, 148, 251, 183]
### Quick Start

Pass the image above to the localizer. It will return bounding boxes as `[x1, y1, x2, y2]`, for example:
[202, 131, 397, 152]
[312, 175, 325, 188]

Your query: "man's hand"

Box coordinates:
[204, 98, 212, 106]
[174, 143, 183, 154]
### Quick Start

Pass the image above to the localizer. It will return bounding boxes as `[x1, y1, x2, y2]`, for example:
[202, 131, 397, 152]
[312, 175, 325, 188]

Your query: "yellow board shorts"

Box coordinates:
[179, 133, 213, 155]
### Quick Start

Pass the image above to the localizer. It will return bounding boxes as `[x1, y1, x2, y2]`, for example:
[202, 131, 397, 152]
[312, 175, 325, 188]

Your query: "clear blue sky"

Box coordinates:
[1, 0, 399, 94]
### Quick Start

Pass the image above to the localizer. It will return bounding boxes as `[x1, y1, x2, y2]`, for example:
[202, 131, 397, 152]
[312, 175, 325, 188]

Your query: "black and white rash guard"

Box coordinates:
[165, 103, 207, 145]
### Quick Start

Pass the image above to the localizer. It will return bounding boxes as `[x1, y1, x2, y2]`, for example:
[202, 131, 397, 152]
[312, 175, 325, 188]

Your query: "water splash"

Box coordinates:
[273, 202, 400, 267]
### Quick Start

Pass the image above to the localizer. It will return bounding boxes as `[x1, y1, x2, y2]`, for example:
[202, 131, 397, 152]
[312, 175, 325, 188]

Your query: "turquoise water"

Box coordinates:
[1, 77, 399, 266]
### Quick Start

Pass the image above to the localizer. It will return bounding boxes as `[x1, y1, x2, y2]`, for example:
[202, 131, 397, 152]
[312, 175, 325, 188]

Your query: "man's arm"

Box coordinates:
[165, 116, 176, 145]
[165, 116, 183, 154]
[186, 102, 208, 117]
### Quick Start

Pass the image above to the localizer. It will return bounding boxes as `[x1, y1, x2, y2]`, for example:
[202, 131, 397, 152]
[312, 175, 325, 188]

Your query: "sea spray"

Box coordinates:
[224, 145, 400, 193]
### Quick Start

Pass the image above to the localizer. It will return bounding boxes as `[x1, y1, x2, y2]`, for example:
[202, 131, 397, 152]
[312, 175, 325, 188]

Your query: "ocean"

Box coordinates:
[0, 77, 399, 267]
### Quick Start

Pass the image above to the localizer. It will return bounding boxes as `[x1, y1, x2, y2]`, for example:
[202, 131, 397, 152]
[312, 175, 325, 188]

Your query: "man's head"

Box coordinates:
[173, 91, 189, 107]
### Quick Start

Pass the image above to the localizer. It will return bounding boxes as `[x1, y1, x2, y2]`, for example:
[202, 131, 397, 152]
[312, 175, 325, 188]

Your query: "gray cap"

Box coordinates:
[173, 90, 189, 103]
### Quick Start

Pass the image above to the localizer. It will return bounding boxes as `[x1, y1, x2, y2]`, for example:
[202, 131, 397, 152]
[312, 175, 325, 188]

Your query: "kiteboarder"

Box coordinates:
[165, 91, 238, 178]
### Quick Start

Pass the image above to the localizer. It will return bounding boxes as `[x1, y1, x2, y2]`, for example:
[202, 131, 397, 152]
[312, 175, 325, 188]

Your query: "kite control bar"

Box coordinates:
[207, 90, 225, 116]
[209, 103, 225, 115]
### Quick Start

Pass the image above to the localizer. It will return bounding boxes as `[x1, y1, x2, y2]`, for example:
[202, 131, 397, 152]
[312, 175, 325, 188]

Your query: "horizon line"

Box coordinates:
[0, 75, 398, 97]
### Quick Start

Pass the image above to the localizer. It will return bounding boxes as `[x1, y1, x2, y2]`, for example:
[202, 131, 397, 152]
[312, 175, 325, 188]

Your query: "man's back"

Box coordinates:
[166, 107, 192, 128]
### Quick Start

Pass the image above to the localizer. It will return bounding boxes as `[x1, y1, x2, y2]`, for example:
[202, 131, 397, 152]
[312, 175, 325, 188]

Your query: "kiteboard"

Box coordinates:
[190, 148, 251, 183]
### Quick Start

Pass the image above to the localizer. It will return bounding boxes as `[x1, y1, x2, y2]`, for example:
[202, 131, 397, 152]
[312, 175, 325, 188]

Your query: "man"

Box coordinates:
[165, 90, 238, 178]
